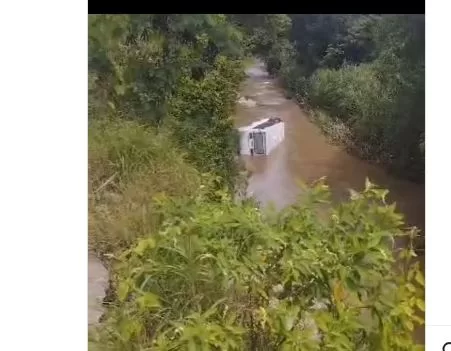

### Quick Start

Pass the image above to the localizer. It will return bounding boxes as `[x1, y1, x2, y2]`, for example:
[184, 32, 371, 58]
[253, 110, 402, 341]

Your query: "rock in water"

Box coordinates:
[237, 97, 257, 107]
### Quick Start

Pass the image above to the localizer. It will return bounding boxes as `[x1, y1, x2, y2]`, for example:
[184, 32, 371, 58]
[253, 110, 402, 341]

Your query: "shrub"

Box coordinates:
[308, 64, 387, 122]
[255, 14, 425, 181]
[90, 179, 424, 350]
[305, 64, 404, 162]
[167, 56, 245, 189]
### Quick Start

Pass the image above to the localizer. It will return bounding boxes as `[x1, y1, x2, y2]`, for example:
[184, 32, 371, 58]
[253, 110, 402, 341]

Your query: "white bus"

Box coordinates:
[238, 117, 285, 156]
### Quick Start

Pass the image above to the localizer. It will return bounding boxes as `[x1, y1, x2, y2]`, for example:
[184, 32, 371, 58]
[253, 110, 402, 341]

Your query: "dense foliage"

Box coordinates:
[88, 14, 424, 350]
[90, 179, 424, 350]
[232, 14, 425, 182]
[89, 14, 246, 186]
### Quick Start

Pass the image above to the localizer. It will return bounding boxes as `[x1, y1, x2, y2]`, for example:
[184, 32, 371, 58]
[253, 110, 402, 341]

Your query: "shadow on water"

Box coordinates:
[235, 60, 425, 343]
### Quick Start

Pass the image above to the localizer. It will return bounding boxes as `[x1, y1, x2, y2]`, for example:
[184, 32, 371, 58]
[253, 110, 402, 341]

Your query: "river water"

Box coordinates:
[234, 61, 425, 343]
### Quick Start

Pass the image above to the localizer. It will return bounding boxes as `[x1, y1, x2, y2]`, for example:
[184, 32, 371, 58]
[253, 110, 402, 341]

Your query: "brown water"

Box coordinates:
[235, 61, 425, 342]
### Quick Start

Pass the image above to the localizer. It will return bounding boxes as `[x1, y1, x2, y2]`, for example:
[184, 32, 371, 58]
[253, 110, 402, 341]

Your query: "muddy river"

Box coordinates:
[235, 61, 425, 343]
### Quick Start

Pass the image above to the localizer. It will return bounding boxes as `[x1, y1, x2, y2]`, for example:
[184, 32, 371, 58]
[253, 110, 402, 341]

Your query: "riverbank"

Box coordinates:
[306, 106, 424, 184]
[235, 60, 425, 344]
[236, 61, 424, 230]
[279, 76, 425, 249]
[273, 72, 425, 184]
[88, 59, 424, 349]
[264, 68, 425, 186]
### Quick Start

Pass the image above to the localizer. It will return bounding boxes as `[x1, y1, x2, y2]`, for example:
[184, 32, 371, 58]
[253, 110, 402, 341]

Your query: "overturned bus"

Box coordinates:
[238, 117, 285, 156]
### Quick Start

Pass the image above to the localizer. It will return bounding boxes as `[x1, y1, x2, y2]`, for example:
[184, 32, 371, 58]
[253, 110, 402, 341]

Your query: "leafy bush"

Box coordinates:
[305, 60, 423, 179]
[167, 55, 245, 188]
[89, 15, 248, 188]
[88, 14, 246, 126]
[308, 65, 387, 122]
[88, 15, 251, 256]
[90, 179, 424, 350]
[307, 65, 395, 155]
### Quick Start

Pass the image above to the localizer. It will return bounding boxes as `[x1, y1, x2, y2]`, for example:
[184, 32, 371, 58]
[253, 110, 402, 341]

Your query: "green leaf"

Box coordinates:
[136, 292, 161, 310]
[415, 271, 425, 286]
[416, 299, 425, 312]
[114, 84, 126, 96]
[367, 235, 381, 248]
[404, 319, 414, 331]
[406, 283, 416, 293]
[133, 237, 156, 256]
[117, 280, 130, 302]
[107, 101, 116, 110]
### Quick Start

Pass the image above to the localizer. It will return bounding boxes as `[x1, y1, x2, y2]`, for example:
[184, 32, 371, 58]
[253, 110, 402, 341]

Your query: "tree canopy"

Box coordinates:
[232, 14, 425, 181]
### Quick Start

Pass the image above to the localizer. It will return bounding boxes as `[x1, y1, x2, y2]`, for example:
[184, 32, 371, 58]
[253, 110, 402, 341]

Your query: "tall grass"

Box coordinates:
[89, 117, 201, 256]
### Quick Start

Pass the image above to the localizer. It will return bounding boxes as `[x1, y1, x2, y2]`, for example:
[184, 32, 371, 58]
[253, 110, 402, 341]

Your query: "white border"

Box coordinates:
[426, 0, 451, 323]
[426, 0, 451, 347]
[0, 1, 87, 350]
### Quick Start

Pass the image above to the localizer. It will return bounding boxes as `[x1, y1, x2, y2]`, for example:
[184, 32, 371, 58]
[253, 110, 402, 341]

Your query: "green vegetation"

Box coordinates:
[90, 179, 424, 350]
[89, 118, 202, 255]
[89, 14, 245, 187]
[89, 14, 424, 350]
[232, 15, 425, 182]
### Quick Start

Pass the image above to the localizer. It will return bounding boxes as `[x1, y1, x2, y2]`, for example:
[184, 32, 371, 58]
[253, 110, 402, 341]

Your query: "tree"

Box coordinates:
[89, 14, 248, 185]
[245, 14, 425, 181]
